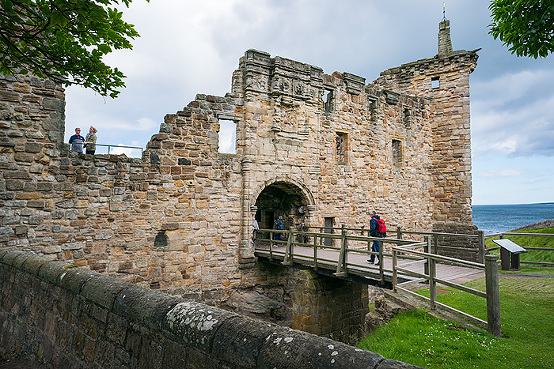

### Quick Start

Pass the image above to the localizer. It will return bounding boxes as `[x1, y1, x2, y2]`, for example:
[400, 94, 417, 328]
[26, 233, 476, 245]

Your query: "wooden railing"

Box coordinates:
[254, 225, 421, 285]
[392, 239, 501, 337]
[302, 225, 486, 263]
[254, 226, 501, 337]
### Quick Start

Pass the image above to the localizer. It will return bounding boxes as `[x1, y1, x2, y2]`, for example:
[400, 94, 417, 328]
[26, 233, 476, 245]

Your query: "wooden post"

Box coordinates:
[313, 234, 318, 270]
[429, 255, 437, 310]
[478, 230, 485, 263]
[267, 230, 273, 260]
[485, 254, 502, 337]
[378, 239, 384, 283]
[392, 249, 398, 292]
[282, 227, 293, 266]
[335, 225, 348, 276]
[396, 226, 402, 240]
[424, 236, 430, 277]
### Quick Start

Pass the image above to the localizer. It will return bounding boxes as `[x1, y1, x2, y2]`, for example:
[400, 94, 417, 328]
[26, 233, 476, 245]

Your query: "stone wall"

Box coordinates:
[373, 50, 478, 227]
[0, 249, 420, 369]
[0, 42, 479, 324]
[292, 270, 369, 343]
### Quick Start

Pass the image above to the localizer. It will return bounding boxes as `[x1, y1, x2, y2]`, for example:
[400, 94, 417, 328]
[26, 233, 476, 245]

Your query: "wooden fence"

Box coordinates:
[254, 226, 501, 337]
[392, 240, 501, 337]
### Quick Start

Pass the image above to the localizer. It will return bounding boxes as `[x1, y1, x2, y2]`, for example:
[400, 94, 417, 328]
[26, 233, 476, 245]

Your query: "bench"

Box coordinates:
[493, 239, 528, 270]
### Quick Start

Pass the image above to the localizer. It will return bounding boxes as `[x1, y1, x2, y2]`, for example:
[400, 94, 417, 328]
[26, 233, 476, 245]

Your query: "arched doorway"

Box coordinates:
[254, 181, 312, 233]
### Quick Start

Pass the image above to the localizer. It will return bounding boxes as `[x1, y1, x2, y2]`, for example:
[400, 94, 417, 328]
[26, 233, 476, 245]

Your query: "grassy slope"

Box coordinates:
[358, 227, 554, 368]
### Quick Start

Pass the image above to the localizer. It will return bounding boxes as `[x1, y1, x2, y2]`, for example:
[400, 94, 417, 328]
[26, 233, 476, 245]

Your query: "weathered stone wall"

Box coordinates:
[0, 72, 295, 317]
[0, 43, 479, 323]
[373, 50, 478, 227]
[0, 249, 420, 369]
[237, 50, 435, 242]
[292, 270, 369, 343]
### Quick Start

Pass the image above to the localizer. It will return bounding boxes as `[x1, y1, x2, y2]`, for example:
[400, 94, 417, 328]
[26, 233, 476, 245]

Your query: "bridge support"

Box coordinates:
[291, 270, 369, 344]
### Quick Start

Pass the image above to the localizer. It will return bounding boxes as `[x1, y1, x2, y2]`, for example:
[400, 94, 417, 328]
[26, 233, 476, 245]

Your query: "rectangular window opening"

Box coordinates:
[323, 89, 333, 112]
[218, 120, 236, 154]
[392, 139, 403, 165]
[336, 132, 348, 163]
[431, 77, 440, 89]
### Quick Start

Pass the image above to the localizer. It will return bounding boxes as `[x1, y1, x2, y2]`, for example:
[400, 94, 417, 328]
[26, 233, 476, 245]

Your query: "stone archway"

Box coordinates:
[253, 180, 313, 232]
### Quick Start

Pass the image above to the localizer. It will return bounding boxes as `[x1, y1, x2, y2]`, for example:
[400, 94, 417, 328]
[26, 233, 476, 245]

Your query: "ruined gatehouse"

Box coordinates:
[0, 20, 478, 336]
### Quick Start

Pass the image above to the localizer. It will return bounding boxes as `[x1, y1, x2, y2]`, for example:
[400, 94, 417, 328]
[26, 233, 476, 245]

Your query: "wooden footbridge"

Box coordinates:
[253, 225, 502, 337]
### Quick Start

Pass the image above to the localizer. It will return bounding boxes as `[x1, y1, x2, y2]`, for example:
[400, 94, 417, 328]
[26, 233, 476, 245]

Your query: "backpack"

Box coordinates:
[377, 218, 386, 235]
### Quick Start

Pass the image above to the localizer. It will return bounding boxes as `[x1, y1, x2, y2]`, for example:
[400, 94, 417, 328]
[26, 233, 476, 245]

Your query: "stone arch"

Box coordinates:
[251, 176, 316, 232]
[251, 176, 315, 208]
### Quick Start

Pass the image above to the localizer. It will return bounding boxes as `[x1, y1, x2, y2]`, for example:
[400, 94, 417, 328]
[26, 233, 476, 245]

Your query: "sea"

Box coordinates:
[472, 203, 554, 235]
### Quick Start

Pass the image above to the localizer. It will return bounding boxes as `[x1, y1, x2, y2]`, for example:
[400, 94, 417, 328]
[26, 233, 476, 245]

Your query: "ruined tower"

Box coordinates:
[373, 17, 478, 238]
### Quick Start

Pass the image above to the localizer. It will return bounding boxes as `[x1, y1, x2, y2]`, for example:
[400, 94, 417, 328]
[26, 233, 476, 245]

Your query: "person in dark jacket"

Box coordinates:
[69, 127, 85, 153]
[368, 210, 383, 265]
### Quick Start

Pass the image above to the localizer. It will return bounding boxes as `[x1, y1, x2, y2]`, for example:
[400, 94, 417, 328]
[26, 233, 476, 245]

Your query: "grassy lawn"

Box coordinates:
[357, 228, 554, 368]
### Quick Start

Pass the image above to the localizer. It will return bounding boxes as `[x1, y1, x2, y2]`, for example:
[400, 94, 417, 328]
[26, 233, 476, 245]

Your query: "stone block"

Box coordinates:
[58, 268, 99, 294]
[258, 326, 386, 369]
[81, 274, 129, 310]
[114, 285, 183, 331]
[212, 316, 278, 368]
[162, 301, 236, 352]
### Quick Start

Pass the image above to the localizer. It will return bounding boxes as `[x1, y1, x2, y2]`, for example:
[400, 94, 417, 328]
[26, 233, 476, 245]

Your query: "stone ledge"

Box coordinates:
[0, 250, 422, 369]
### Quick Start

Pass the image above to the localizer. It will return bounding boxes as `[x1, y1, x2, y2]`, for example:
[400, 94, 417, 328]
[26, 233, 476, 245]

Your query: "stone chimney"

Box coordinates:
[438, 20, 453, 56]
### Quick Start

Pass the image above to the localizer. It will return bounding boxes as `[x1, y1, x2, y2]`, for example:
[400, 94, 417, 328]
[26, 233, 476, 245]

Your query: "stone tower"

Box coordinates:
[373, 17, 479, 237]
[438, 20, 454, 56]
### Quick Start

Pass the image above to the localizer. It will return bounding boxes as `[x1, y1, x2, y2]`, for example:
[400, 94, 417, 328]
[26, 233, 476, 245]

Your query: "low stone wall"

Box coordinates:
[0, 249, 419, 369]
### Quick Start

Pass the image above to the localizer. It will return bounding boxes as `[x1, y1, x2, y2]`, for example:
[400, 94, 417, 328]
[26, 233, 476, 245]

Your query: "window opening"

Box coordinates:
[323, 89, 333, 112]
[431, 77, 440, 89]
[218, 120, 236, 154]
[154, 230, 168, 248]
[368, 97, 377, 121]
[392, 139, 403, 165]
[336, 132, 347, 163]
[403, 108, 412, 129]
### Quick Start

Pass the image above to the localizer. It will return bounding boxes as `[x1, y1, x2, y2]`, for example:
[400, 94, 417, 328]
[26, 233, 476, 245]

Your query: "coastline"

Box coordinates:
[513, 218, 554, 232]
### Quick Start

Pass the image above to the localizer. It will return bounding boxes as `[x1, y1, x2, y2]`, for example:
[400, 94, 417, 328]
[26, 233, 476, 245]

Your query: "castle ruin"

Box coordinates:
[0, 20, 478, 336]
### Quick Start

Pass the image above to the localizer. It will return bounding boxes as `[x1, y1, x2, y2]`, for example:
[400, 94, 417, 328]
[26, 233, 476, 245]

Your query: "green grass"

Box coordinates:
[358, 278, 554, 368]
[358, 228, 554, 368]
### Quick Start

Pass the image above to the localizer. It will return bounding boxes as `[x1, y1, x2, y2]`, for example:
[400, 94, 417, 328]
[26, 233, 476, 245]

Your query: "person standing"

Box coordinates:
[68, 127, 84, 153]
[85, 126, 97, 155]
[368, 210, 384, 265]
[274, 216, 284, 242]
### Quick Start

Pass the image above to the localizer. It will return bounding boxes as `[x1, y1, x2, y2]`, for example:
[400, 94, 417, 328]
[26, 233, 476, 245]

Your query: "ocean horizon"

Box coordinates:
[472, 202, 554, 235]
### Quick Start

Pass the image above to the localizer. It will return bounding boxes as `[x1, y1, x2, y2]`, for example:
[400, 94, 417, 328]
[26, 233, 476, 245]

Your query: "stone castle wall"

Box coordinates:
[1, 46, 479, 325]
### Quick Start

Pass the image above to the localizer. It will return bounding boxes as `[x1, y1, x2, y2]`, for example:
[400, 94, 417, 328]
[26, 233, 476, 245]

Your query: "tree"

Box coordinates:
[489, 0, 554, 58]
[0, 0, 147, 98]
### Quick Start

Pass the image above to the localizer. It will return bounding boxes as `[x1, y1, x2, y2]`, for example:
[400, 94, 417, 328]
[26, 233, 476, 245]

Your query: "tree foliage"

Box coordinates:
[489, 0, 554, 58]
[0, 0, 146, 98]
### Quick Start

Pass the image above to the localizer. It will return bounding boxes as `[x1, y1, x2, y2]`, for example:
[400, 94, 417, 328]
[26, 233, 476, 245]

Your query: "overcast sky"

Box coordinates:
[64, 0, 553, 206]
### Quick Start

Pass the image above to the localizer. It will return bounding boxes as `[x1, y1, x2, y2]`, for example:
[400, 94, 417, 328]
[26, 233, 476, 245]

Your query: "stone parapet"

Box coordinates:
[0, 249, 420, 369]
